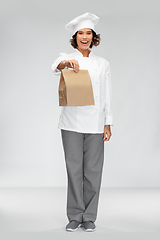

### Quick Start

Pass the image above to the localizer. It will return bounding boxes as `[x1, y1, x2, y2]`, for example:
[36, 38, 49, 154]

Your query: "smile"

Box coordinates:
[80, 41, 89, 45]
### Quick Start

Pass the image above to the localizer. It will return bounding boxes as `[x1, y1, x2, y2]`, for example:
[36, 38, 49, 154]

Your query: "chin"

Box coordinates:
[79, 46, 90, 50]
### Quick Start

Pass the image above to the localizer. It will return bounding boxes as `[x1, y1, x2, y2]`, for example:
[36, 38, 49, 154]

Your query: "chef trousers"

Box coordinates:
[61, 129, 104, 223]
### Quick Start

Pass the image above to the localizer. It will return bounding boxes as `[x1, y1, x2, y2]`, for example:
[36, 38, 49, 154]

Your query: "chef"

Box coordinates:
[51, 12, 113, 232]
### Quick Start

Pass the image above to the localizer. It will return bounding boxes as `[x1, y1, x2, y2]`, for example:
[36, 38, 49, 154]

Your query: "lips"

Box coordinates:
[80, 41, 89, 45]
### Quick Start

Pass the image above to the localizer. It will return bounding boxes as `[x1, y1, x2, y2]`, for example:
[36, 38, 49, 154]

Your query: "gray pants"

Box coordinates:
[61, 129, 104, 223]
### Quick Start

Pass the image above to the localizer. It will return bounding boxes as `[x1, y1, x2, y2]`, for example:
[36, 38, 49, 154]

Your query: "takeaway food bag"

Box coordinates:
[58, 69, 95, 106]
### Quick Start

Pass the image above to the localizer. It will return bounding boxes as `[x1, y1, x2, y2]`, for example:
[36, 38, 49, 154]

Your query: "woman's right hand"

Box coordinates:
[66, 59, 79, 73]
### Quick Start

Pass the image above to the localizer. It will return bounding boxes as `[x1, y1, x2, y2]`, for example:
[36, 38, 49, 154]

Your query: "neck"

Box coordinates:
[77, 48, 90, 57]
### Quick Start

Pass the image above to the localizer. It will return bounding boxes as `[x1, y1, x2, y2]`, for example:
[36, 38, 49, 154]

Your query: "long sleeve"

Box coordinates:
[104, 62, 113, 125]
[51, 52, 69, 76]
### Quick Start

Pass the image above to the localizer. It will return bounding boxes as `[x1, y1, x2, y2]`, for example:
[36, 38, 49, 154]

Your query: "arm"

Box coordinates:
[103, 62, 113, 141]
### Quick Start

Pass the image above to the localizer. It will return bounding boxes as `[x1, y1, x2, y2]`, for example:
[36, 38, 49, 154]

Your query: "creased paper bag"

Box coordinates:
[58, 69, 95, 106]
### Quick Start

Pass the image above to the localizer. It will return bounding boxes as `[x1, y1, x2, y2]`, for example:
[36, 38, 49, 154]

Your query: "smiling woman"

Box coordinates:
[70, 29, 101, 49]
[51, 12, 113, 233]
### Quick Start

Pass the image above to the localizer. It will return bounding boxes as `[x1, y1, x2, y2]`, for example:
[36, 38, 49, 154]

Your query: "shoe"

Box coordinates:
[82, 221, 96, 232]
[66, 220, 82, 232]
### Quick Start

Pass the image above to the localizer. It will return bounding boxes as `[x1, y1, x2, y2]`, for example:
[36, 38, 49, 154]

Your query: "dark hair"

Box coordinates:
[70, 30, 101, 49]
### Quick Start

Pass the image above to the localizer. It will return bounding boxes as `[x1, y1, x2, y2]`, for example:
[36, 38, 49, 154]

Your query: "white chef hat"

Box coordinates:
[65, 12, 99, 35]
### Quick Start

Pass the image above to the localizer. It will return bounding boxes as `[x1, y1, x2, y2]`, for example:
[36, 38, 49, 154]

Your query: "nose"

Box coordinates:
[81, 33, 88, 39]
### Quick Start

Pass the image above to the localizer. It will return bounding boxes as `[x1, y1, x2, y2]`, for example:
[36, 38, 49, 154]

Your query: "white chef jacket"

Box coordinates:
[51, 48, 113, 134]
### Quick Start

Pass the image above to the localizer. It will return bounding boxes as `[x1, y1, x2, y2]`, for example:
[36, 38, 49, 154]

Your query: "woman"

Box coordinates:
[52, 12, 113, 232]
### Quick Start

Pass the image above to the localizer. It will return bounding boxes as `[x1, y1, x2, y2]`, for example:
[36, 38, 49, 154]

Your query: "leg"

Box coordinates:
[82, 133, 104, 222]
[61, 129, 85, 222]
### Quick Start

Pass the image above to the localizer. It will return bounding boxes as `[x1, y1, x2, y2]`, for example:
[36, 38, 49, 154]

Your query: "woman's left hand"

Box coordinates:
[103, 125, 112, 141]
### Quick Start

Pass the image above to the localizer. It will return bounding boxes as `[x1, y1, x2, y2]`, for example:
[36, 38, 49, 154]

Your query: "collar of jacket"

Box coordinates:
[74, 48, 93, 58]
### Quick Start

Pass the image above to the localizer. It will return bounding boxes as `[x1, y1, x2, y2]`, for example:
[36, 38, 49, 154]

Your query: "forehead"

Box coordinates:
[78, 28, 92, 32]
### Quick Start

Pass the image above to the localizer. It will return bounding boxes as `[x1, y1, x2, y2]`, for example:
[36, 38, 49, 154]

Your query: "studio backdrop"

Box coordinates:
[0, 0, 160, 187]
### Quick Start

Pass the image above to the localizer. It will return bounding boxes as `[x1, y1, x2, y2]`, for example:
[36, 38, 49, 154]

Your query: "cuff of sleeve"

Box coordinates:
[51, 61, 61, 75]
[51, 53, 68, 76]
[105, 115, 113, 126]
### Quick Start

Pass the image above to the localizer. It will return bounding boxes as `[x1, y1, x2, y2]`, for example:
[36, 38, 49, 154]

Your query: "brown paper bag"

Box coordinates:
[58, 69, 95, 106]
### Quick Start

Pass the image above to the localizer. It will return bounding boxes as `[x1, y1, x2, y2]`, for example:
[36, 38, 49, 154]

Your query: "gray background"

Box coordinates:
[0, 0, 160, 187]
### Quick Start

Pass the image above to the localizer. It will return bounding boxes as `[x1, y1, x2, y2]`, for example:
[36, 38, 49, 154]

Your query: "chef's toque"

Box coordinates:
[65, 12, 99, 35]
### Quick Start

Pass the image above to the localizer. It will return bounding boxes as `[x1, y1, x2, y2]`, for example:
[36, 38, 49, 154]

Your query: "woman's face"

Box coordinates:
[76, 28, 93, 51]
